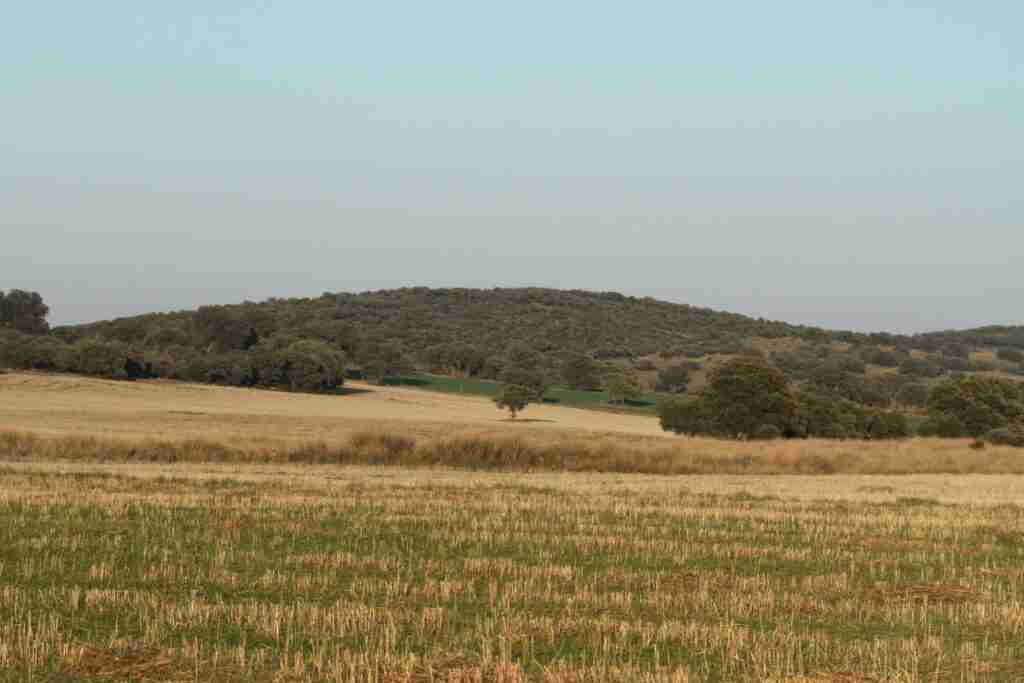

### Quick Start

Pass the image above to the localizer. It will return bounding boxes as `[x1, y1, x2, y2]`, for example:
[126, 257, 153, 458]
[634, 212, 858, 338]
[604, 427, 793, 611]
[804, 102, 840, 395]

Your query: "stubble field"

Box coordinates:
[3, 372, 1024, 681]
[3, 463, 1024, 681]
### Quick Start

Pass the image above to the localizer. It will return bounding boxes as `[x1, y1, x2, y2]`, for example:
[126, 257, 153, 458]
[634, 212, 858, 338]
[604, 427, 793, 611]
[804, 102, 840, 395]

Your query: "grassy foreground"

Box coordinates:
[2, 463, 1024, 682]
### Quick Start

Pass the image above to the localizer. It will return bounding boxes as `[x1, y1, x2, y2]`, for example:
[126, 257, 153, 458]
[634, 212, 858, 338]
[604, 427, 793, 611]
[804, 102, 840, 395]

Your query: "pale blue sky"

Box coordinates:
[2, 2, 1021, 332]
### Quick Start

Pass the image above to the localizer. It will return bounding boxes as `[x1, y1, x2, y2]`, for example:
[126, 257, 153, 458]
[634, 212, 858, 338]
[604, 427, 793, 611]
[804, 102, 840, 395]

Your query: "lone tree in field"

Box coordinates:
[495, 384, 533, 419]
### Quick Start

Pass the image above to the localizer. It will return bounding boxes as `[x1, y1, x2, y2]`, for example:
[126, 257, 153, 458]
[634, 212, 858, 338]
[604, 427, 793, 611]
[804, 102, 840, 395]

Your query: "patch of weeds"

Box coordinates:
[893, 496, 944, 508]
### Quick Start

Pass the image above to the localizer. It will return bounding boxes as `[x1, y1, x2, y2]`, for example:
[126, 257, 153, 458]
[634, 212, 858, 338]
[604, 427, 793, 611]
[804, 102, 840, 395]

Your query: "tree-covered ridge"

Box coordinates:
[59, 288, 1024, 361]
[62, 287, 824, 360]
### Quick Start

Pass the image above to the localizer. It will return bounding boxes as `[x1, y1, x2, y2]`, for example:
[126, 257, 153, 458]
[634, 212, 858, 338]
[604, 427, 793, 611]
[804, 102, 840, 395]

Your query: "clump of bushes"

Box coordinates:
[658, 357, 910, 441]
[997, 348, 1024, 364]
[926, 375, 1024, 437]
[985, 426, 1024, 448]
[917, 414, 967, 439]
[751, 424, 783, 441]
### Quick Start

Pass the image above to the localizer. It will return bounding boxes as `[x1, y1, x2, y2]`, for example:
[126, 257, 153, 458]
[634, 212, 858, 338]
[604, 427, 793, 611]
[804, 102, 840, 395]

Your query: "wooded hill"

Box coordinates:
[58, 287, 1024, 369]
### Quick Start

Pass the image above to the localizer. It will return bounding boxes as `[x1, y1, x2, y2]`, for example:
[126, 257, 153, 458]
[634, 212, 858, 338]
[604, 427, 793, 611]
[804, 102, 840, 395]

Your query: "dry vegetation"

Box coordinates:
[3, 462, 1024, 681]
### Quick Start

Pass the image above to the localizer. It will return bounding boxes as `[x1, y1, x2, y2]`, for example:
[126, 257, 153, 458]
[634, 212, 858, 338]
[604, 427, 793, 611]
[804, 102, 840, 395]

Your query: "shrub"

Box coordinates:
[985, 426, 1024, 448]
[867, 412, 911, 440]
[998, 348, 1024, 364]
[560, 353, 602, 391]
[247, 340, 345, 392]
[900, 357, 942, 378]
[770, 351, 820, 378]
[658, 398, 714, 436]
[603, 367, 643, 404]
[655, 364, 690, 394]
[895, 383, 930, 408]
[835, 356, 867, 374]
[633, 358, 657, 371]
[751, 424, 783, 441]
[0, 331, 66, 370]
[0, 289, 50, 334]
[861, 347, 901, 367]
[794, 390, 868, 439]
[917, 414, 967, 438]
[943, 343, 971, 359]
[702, 358, 797, 438]
[58, 339, 140, 380]
[936, 356, 970, 372]
[927, 375, 1024, 436]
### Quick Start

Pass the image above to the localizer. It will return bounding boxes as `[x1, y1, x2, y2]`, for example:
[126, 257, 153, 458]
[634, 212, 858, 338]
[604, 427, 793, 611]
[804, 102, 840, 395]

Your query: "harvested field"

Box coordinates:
[2, 462, 1024, 681]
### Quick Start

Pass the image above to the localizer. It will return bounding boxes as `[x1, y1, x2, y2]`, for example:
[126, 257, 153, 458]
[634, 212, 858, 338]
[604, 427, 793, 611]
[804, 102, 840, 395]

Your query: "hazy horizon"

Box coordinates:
[3, 3, 1021, 334]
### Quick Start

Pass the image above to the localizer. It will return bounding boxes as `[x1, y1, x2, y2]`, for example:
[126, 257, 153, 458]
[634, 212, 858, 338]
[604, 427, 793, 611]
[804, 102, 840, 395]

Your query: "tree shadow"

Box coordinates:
[335, 386, 375, 396]
[499, 418, 556, 424]
[623, 398, 655, 408]
[383, 377, 430, 387]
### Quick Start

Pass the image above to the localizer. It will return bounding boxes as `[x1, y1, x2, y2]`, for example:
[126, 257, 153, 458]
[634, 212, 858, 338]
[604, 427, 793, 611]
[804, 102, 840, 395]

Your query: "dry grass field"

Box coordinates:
[0, 372, 665, 447]
[5, 371, 1024, 681]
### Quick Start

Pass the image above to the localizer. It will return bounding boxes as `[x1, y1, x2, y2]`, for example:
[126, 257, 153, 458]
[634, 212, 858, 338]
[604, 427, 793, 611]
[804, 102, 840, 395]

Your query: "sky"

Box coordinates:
[2, 2, 1021, 333]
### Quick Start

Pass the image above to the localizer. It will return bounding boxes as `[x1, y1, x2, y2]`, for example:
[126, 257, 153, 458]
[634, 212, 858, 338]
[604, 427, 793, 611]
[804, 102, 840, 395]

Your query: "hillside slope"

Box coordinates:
[58, 287, 1023, 372]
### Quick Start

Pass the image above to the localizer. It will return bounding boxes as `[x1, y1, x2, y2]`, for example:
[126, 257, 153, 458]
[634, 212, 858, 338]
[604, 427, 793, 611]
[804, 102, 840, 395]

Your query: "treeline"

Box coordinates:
[0, 329, 347, 393]
[659, 357, 1024, 445]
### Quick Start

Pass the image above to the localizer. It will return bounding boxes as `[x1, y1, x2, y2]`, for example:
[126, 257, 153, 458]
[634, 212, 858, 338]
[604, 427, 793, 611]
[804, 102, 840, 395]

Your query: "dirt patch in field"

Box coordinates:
[867, 583, 982, 605]
[62, 645, 177, 681]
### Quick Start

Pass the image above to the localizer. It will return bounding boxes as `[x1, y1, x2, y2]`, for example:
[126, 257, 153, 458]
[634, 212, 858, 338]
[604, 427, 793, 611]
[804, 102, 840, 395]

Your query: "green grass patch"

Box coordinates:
[388, 374, 662, 415]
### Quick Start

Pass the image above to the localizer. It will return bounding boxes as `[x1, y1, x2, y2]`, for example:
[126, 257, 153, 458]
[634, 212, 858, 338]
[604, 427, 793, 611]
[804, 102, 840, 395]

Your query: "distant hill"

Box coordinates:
[64, 287, 830, 359]
[61, 286, 1022, 358]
